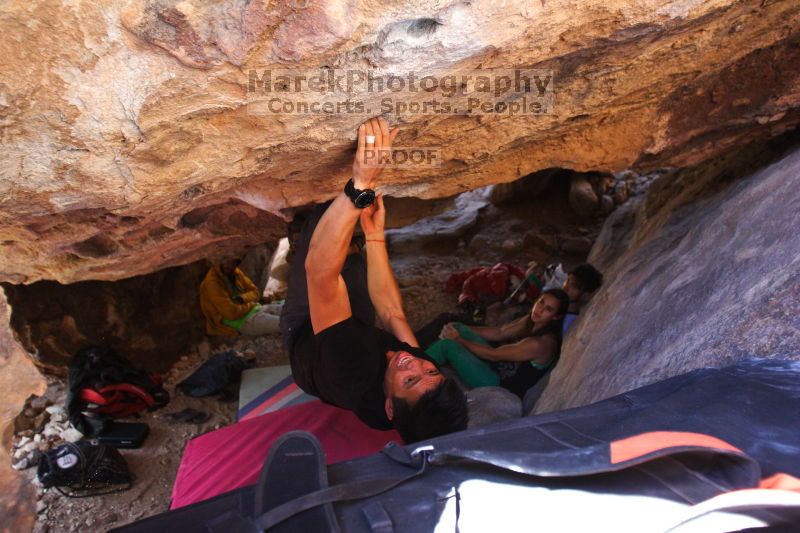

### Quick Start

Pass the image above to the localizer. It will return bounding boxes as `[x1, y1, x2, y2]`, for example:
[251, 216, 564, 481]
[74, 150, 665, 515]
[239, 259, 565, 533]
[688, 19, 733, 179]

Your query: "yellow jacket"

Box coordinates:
[199, 266, 261, 336]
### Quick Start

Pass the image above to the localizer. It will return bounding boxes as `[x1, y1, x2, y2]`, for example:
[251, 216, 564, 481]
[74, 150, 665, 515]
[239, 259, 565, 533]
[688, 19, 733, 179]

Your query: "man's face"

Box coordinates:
[562, 274, 584, 302]
[220, 258, 240, 276]
[383, 351, 443, 419]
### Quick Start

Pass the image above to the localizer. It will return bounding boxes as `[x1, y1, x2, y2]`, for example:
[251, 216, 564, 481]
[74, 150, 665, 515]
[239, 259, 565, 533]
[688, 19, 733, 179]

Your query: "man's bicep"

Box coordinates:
[308, 274, 353, 334]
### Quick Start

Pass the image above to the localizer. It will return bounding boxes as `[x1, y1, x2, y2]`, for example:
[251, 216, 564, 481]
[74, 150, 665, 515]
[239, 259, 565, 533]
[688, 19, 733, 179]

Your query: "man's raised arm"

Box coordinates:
[360, 195, 419, 347]
[305, 117, 399, 334]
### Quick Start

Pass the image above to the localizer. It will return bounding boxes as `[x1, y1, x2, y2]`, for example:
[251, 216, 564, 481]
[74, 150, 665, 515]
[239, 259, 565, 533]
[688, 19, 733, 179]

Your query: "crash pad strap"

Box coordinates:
[254, 459, 428, 531]
[255, 430, 753, 530]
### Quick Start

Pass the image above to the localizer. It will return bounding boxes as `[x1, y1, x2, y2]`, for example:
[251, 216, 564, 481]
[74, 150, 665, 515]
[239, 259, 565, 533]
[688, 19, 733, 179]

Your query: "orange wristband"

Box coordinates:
[366, 239, 385, 243]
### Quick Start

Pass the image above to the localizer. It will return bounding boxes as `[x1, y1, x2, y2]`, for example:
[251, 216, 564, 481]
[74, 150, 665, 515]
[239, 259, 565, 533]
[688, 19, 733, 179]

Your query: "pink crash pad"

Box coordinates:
[170, 400, 400, 509]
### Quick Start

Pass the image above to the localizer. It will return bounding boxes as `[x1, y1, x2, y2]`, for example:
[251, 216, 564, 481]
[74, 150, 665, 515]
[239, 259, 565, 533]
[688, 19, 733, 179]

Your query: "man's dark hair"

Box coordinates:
[570, 264, 603, 293]
[391, 378, 468, 444]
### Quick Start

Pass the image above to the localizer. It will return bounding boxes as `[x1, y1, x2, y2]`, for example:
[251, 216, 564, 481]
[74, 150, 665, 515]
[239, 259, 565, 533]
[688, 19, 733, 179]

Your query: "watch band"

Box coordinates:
[344, 179, 376, 208]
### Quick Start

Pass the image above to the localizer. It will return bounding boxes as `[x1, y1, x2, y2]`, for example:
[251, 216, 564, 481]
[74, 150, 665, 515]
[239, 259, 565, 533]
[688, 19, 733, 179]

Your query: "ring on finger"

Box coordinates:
[366, 135, 376, 144]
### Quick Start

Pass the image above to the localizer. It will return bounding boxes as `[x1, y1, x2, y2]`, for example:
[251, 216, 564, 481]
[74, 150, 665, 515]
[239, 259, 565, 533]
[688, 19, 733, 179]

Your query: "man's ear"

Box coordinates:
[384, 397, 394, 420]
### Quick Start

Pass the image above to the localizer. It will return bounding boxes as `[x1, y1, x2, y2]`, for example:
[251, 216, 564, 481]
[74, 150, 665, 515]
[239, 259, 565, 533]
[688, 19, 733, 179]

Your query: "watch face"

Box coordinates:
[354, 190, 376, 208]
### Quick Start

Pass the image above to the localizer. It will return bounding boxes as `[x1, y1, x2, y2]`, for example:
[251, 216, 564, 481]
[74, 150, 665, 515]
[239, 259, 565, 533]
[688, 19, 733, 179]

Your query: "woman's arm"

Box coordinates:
[468, 315, 530, 342]
[455, 335, 557, 364]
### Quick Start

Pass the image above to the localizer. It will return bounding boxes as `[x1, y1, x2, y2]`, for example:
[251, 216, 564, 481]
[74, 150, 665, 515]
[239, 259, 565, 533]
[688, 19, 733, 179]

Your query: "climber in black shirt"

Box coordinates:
[280, 117, 468, 443]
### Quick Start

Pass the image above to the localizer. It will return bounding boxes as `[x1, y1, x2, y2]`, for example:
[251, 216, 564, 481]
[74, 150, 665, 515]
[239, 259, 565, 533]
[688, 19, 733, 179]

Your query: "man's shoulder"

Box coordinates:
[200, 269, 225, 291]
[317, 315, 376, 340]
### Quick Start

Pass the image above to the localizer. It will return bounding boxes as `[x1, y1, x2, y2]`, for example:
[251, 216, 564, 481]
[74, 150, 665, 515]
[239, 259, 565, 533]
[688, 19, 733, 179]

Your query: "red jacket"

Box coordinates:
[445, 263, 539, 304]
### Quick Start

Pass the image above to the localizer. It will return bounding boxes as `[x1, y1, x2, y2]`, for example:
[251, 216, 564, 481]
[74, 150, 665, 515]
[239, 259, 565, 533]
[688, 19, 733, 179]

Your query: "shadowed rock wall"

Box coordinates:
[534, 134, 800, 413]
[0, 240, 274, 374]
[2, 263, 210, 374]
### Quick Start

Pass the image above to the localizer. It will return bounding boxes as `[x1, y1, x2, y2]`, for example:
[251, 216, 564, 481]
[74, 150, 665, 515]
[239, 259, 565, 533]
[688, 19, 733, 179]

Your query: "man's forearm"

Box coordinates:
[305, 193, 360, 283]
[457, 337, 541, 363]
[364, 233, 406, 325]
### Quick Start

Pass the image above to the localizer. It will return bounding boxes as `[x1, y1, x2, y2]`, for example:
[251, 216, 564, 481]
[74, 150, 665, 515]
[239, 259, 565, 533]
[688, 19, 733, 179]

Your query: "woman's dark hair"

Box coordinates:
[542, 288, 570, 318]
[570, 264, 603, 293]
[391, 378, 468, 444]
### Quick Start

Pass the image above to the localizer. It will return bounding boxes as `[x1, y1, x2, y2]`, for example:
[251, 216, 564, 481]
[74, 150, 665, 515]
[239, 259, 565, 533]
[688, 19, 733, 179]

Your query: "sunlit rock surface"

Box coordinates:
[1, 0, 799, 283]
[534, 140, 800, 414]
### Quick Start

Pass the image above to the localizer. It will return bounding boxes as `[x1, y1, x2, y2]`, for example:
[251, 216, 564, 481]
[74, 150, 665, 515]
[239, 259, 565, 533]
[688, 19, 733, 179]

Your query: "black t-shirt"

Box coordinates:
[289, 316, 432, 430]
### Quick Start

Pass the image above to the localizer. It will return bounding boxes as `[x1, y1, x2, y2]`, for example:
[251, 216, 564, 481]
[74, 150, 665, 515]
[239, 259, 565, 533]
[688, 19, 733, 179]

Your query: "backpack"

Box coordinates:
[67, 346, 169, 436]
[37, 440, 133, 498]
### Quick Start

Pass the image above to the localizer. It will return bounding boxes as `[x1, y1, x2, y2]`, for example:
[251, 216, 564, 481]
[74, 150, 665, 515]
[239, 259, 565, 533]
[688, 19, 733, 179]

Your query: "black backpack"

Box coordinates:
[67, 346, 169, 436]
[37, 440, 133, 498]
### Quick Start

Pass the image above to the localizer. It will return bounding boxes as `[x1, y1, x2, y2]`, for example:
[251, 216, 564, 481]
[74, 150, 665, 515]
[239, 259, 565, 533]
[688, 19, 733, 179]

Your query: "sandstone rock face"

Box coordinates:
[388, 189, 489, 252]
[534, 141, 800, 414]
[0, 288, 46, 533]
[1, 0, 799, 283]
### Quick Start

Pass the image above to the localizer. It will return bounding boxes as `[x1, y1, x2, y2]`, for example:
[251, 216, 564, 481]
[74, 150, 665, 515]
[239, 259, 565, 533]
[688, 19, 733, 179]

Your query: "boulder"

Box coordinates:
[466, 387, 522, 428]
[238, 244, 275, 297]
[568, 175, 599, 217]
[523, 231, 555, 253]
[585, 197, 642, 274]
[0, 0, 799, 283]
[387, 189, 489, 253]
[612, 182, 629, 205]
[535, 140, 800, 414]
[501, 237, 525, 254]
[28, 397, 51, 414]
[561, 236, 594, 255]
[599, 194, 615, 214]
[263, 238, 291, 301]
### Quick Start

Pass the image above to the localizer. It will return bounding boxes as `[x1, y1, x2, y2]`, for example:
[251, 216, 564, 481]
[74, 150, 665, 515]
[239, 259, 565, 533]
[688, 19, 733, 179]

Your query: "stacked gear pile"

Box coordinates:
[66, 346, 169, 437]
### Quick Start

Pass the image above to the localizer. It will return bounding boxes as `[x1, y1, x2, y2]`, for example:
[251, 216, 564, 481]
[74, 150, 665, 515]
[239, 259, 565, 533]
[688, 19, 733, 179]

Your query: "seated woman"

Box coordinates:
[426, 289, 569, 398]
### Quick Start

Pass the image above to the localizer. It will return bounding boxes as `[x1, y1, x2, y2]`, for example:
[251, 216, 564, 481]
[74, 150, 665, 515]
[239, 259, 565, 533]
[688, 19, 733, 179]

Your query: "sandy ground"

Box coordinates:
[9, 185, 599, 532]
[23, 335, 288, 533]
